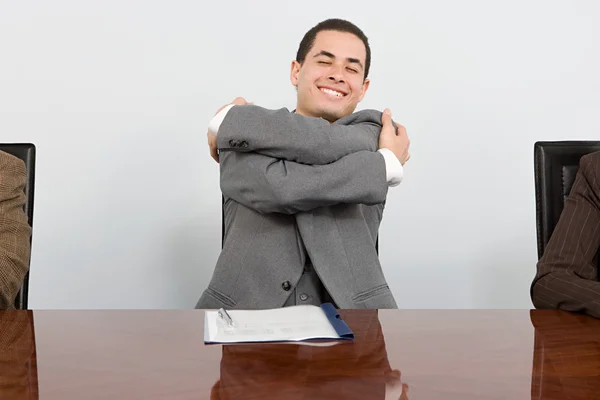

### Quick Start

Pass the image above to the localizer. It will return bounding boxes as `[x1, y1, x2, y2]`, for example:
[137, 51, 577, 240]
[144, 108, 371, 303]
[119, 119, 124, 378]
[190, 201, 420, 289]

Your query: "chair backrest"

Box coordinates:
[534, 141, 600, 260]
[0, 143, 36, 309]
[221, 195, 379, 253]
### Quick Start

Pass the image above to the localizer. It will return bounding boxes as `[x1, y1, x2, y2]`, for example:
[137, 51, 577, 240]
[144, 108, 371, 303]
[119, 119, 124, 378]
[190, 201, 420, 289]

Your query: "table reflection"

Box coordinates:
[209, 309, 409, 400]
[530, 310, 600, 400]
[0, 311, 38, 399]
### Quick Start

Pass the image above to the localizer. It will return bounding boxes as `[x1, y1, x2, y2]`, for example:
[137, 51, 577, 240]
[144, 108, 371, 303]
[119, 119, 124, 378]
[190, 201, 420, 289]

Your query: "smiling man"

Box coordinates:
[196, 19, 410, 310]
[292, 27, 370, 123]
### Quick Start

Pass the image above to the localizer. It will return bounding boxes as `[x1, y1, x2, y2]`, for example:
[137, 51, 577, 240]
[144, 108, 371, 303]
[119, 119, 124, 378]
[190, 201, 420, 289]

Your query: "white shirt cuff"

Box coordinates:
[377, 148, 403, 187]
[207, 104, 235, 135]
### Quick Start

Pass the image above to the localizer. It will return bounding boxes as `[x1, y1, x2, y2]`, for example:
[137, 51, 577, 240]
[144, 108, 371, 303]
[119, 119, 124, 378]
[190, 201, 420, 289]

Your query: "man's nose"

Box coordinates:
[328, 66, 345, 83]
[328, 75, 345, 83]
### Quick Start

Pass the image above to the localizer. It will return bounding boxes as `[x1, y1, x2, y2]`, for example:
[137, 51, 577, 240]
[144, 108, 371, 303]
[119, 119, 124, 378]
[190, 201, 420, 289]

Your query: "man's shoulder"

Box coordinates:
[334, 109, 383, 126]
[581, 150, 600, 162]
[579, 151, 600, 174]
[0, 150, 26, 176]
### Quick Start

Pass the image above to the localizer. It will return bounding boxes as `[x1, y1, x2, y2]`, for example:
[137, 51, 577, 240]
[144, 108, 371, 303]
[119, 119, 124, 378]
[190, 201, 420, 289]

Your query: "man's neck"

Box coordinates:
[294, 107, 336, 123]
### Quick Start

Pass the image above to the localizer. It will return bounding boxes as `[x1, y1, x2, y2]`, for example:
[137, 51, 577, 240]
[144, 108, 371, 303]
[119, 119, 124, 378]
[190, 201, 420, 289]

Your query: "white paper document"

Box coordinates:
[203, 303, 354, 344]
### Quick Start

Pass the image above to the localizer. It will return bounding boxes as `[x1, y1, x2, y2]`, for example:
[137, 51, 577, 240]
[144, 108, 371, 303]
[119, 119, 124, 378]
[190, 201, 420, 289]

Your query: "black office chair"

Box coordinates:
[0, 143, 36, 309]
[221, 195, 379, 253]
[534, 141, 600, 260]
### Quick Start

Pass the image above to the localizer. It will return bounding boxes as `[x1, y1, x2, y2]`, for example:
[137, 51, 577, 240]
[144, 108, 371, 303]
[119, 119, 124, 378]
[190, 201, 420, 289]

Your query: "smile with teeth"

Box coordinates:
[320, 88, 346, 98]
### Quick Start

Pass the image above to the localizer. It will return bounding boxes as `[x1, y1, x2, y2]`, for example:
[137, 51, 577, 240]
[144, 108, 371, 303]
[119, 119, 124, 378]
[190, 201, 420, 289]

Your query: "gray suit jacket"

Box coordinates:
[196, 106, 398, 309]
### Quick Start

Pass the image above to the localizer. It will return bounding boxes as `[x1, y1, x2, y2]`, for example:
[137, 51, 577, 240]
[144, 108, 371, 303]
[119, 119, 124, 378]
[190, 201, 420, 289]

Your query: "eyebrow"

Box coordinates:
[313, 50, 364, 70]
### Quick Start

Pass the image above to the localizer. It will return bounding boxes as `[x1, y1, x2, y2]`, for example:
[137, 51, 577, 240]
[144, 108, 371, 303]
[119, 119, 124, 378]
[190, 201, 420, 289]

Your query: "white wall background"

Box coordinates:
[1, 0, 599, 309]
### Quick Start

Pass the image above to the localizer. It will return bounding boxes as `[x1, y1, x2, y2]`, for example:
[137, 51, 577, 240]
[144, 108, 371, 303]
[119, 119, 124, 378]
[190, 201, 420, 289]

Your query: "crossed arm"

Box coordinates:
[209, 104, 400, 214]
[213, 104, 382, 165]
[219, 149, 389, 214]
[0, 153, 31, 309]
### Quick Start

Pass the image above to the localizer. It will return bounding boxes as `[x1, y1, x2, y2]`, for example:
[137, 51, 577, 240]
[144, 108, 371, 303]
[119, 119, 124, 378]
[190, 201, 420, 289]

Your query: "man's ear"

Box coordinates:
[290, 60, 302, 87]
[358, 78, 371, 102]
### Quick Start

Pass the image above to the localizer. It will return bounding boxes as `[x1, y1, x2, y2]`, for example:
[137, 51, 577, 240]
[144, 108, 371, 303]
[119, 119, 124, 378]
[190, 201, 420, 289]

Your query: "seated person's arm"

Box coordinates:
[531, 153, 600, 318]
[220, 149, 398, 214]
[0, 152, 31, 309]
[210, 104, 385, 165]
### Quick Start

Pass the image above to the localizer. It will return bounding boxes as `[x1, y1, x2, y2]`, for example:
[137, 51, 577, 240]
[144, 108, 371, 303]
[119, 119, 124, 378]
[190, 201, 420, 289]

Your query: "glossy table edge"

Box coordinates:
[3, 308, 600, 399]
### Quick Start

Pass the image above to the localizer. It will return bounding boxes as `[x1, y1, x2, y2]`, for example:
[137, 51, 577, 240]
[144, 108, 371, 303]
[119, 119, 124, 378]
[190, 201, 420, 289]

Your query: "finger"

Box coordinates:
[210, 146, 219, 163]
[399, 383, 409, 400]
[395, 124, 407, 137]
[382, 108, 392, 125]
[207, 132, 219, 162]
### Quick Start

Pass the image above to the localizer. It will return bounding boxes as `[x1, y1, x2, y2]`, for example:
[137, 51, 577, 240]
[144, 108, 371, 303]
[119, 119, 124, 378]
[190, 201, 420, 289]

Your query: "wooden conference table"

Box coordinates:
[1, 309, 599, 399]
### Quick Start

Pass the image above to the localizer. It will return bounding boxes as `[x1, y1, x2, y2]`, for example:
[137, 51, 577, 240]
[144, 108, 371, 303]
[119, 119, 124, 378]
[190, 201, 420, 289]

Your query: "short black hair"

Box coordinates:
[295, 18, 371, 79]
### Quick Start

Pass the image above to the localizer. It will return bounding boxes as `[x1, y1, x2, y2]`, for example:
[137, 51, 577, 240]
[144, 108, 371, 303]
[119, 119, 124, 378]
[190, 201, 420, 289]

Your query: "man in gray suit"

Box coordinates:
[196, 18, 410, 310]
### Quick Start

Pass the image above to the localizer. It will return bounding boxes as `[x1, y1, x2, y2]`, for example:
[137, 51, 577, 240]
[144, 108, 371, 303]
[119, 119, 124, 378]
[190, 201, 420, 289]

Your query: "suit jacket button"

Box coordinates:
[241, 141, 248, 148]
[228, 140, 237, 147]
[282, 281, 291, 291]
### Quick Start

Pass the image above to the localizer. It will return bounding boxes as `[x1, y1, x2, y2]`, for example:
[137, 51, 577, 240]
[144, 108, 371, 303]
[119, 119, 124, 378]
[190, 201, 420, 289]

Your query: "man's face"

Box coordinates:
[290, 30, 370, 122]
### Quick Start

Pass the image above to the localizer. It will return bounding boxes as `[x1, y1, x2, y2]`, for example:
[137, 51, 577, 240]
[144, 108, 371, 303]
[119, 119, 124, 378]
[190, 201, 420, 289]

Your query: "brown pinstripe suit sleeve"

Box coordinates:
[0, 151, 31, 309]
[531, 152, 600, 318]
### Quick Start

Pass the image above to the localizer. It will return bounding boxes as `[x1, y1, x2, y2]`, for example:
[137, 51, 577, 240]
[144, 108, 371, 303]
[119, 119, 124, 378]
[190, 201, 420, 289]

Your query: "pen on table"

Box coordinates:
[218, 308, 235, 327]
